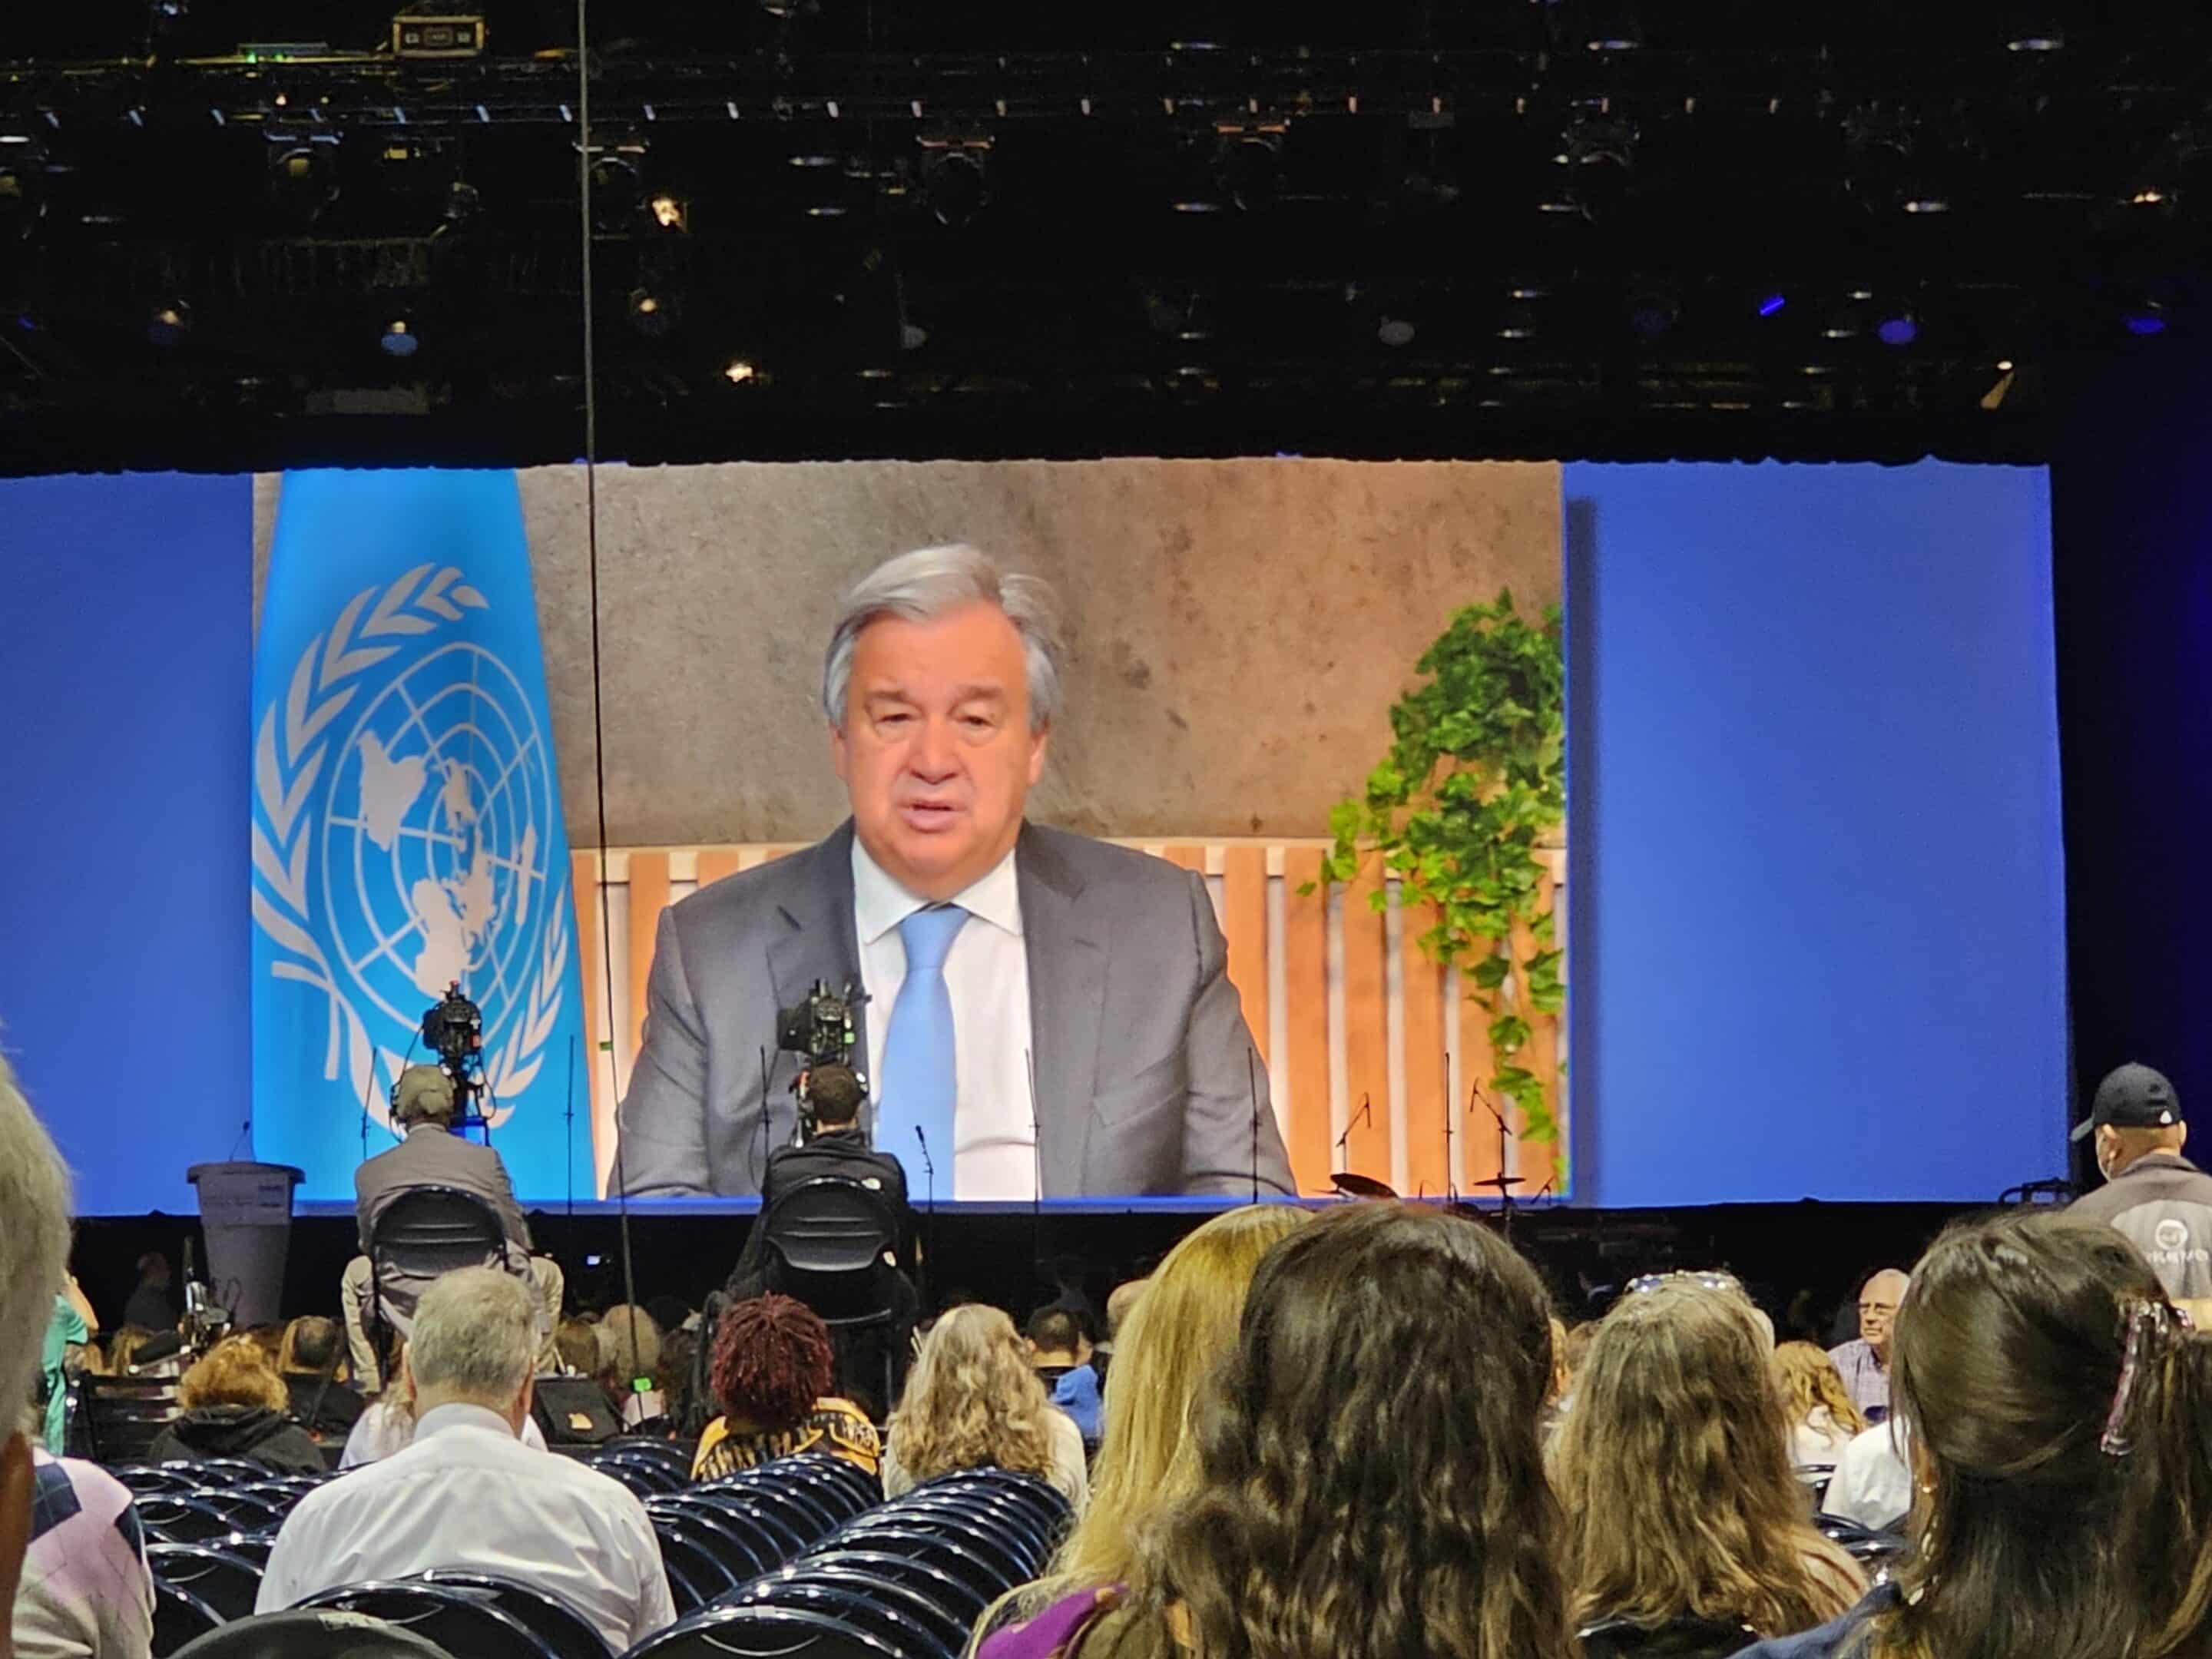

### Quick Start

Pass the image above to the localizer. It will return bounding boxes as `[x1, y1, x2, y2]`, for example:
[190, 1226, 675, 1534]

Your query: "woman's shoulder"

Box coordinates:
[975, 1584, 1131, 1659]
[1734, 1585, 1895, 1659]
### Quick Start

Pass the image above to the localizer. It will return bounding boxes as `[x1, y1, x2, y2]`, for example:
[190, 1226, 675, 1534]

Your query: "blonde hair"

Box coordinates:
[179, 1336, 289, 1413]
[1773, 1340, 1866, 1441]
[886, 1304, 1055, 1483]
[1553, 1280, 1862, 1637]
[1059, 1204, 1310, 1589]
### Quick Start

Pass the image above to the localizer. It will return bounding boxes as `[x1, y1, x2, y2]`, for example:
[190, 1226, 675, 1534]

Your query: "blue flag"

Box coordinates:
[250, 469, 591, 1202]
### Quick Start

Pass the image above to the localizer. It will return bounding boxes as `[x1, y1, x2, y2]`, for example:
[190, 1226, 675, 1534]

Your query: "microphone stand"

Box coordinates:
[1333, 1092, 1374, 1168]
[1247, 1051, 1262, 1204]
[912, 1126, 935, 1312]
[1471, 1084, 1522, 1243]
[1025, 1048, 1045, 1298]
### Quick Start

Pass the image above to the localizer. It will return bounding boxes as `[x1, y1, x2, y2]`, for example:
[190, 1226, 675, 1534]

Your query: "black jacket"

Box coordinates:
[284, 1373, 366, 1439]
[728, 1128, 914, 1291]
[146, 1405, 328, 1473]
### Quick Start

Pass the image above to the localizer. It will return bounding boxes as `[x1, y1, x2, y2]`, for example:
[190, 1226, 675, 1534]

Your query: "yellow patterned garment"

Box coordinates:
[692, 1397, 882, 1482]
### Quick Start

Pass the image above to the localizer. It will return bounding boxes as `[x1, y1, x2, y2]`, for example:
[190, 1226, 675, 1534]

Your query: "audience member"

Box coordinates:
[654, 1327, 699, 1438]
[553, 1316, 600, 1379]
[693, 1295, 880, 1480]
[1091, 1277, 1148, 1391]
[15, 1448, 155, 1659]
[146, 1338, 325, 1474]
[37, 1277, 97, 1452]
[338, 1340, 549, 1469]
[1553, 1277, 1862, 1646]
[883, 1306, 1087, 1508]
[1820, 1418, 1910, 1531]
[982, 1203, 1575, 1659]
[101, 1332, 176, 1382]
[1734, 1210, 2212, 1659]
[1561, 1318, 1598, 1380]
[261, 1268, 674, 1654]
[343, 1065, 561, 1390]
[1826, 1267, 1906, 1419]
[1773, 1341, 1865, 1472]
[595, 1306, 666, 1429]
[2068, 1061, 2212, 1305]
[1024, 1307, 1101, 1445]
[119, 1255, 173, 1337]
[0, 1053, 81, 1659]
[277, 1316, 363, 1441]
[243, 1326, 286, 1370]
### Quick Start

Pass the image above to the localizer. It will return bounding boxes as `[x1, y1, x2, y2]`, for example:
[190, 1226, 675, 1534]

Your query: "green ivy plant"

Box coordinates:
[1311, 589, 1567, 1144]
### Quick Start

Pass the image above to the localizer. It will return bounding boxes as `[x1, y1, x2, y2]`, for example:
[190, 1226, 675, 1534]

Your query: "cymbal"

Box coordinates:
[1331, 1171, 1399, 1200]
[1467, 1174, 1526, 1193]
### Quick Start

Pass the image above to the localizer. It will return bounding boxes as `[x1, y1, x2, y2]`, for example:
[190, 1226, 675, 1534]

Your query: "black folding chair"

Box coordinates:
[147, 1544, 266, 1623]
[299, 1580, 558, 1659]
[828, 1522, 1024, 1594]
[154, 1578, 224, 1656]
[412, 1570, 613, 1659]
[117, 1465, 202, 1498]
[792, 1552, 989, 1628]
[83, 1376, 183, 1465]
[734, 1581, 955, 1659]
[1578, 1614, 1763, 1659]
[683, 1488, 815, 1559]
[626, 1604, 906, 1659]
[731, 1568, 969, 1657]
[655, 1515, 743, 1611]
[647, 1497, 780, 1581]
[140, 1495, 249, 1545]
[839, 1513, 1032, 1583]
[366, 1184, 512, 1372]
[757, 1178, 909, 1409]
[709, 1481, 840, 1548]
[193, 1492, 290, 1535]
[170, 1611, 455, 1658]
[1813, 1514, 1909, 1567]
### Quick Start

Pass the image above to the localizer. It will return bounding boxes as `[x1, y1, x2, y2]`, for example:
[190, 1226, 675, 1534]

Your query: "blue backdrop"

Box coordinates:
[0, 462, 2069, 1212]
[0, 472, 255, 1214]
[1565, 462, 2068, 1205]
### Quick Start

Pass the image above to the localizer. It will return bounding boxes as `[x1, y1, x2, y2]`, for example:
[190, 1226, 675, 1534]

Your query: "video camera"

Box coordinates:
[775, 979, 869, 1140]
[421, 979, 488, 1127]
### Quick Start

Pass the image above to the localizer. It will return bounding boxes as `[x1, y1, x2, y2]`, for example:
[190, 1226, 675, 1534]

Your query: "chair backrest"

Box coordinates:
[371, 1186, 508, 1285]
[299, 1580, 559, 1659]
[1576, 1614, 1764, 1659]
[411, 1570, 614, 1659]
[759, 1179, 898, 1284]
[82, 1375, 183, 1464]
[139, 1494, 249, 1545]
[154, 1578, 224, 1655]
[147, 1543, 268, 1623]
[625, 1604, 904, 1659]
[171, 1609, 459, 1659]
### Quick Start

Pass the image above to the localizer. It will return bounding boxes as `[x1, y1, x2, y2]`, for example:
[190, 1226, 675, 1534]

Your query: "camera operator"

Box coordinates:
[727, 1061, 914, 1296]
[341, 1066, 562, 1392]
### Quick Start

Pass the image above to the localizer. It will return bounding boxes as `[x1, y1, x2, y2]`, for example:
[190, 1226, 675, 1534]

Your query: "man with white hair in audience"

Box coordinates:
[2, 1054, 158, 1659]
[1826, 1267, 1908, 1420]
[260, 1267, 674, 1654]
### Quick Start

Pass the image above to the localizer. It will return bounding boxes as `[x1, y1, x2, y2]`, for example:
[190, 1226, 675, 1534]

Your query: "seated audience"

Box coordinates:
[120, 1253, 174, 1336]
[654, 1326, 699, 1438]
[882, 1305, 1088, 1508]
[1551, 1277, 1863, 1645]
[1773, 1340, 1865, 1473]
[553, 1316, 600, 1379]
[1820, 1418, 1910, 1530]
[1024, 1307, 1101, 1445]
[104, 1330, 177, 1381]
[343, 1065, 561, 1390]
[1826, 1267, 1906, 1419]
[17, 1447, 155, 1659]
[1, 1053, 88, 1658]
[38, 1274, 98, 1452]
[339, 1339, 548, 1469]
[260, 1268, 675, 1654]
[981, 1203, 1575, 1659]
[1734, 1210, 2212, 1659]
[276, 1316, 363, 1442]
[1091, 1277, 1148, 1392]
[595, 1306, 666, 1429]
[693, 1295, 880, 1480]
[975, 1204, 1306, 1645]
[146, 1337, 326, 1473]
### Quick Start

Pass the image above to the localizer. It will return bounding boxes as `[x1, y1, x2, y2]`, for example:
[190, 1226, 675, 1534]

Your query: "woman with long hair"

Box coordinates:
[1773, 1340, 1865, 1472]
[884, 1304, 1087, 1506]
[984, 1202, 1575, 1659]
[1551, 1278, 1863, 1647]
[1737, 1210, 2212, 1659]
[693, 1293, 880, 1479]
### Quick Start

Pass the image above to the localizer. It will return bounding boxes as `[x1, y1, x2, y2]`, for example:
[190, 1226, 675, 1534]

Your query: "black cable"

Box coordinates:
[575, 0, 639, 1330]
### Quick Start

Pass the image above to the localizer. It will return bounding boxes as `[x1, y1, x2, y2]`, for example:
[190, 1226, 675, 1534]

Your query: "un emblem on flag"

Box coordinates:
[252, 565, 571, 1131]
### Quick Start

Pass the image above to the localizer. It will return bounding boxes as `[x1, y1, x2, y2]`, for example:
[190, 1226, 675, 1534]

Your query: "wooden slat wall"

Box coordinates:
[573, 839, 1567, 1200]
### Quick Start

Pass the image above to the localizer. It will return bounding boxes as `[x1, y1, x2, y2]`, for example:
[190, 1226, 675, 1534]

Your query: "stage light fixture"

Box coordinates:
[1498, 305, 1539, 340]
[379, 315, 420, 357]
[1627, 286, 1677, 339]
[1578, 0, 1644, 51]
[586, 146, 645, 233]
[1875, 307, 1919, 346]
[648, 194, 686, 232]
[627, 286, 678, 337]
[267, 137, 338, 227]
[919, 138, 992, 229]
[2124, 300, 2168, 337]
[723, 358, 757, 382]
[0, 138, 48, 242]
[1756, 290, 1787, 318]
[442, 180, 481, 227]
[2004, 6, 2063, 51]
[1376, 313, 1417, 348]
[1214, 131, 1285, 213]
[145, 300, 190, 346]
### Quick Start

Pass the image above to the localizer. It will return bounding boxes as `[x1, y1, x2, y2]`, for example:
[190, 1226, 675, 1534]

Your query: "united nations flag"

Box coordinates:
[250, 470, 590, 1201]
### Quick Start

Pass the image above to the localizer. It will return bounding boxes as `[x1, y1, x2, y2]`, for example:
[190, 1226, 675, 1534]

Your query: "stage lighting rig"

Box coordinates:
[379, 313, 421, 356]
[919, 135, 992, 228]
[0, 137, 50, 243]
[267, 135, 339, 228]
[628, 286, 678, 337]
[146, 300, 190, 346]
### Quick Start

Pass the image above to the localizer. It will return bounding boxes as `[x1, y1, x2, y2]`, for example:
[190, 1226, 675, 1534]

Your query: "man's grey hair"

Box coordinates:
[0, 1055, 72, 1434]
[822, 544, 1066, 734]
[595, 1305, 663, 1382]
[409, 1267, 536, 1403]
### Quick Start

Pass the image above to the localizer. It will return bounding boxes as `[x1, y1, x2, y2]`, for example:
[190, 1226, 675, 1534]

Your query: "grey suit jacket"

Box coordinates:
[615, 820, 1293, 1199]
[354, 1125, 533, 1262]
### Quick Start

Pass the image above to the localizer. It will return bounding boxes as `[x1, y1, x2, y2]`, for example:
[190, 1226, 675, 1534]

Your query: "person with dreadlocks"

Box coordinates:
[690, 1294, 882, 1481]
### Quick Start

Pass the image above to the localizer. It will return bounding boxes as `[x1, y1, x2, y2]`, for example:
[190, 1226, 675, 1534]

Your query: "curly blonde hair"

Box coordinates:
[1773, 1339, 1865, 1442]
[179, 1335, 289, 1413]
[1552, 1280, 1863, 1638]
[886, 1304, 1055, 1483]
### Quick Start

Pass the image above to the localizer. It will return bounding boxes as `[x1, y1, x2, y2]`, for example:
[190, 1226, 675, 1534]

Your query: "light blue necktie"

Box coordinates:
[876, 905, 969, 1187]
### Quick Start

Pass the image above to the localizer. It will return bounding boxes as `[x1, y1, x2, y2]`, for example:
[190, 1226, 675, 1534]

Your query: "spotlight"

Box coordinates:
[627, 286, 678, 337]
[919, 141, 992, 229]
[442, 180, 482, 227]
[587, 146, 644, 233]
[267, 137, 338, 227]
[0, 137, 48, 241]
[379, 315, 420, 357]
[1214, 131, 1284, 213]
[723, 358, 757, 382]
[2124, 300, 2168, 337]
[1377, 313, 1417, 348]
[1498, 304, 1539, 341]
[1875, 307, 1919, 347]
[1578, 0, 1643, 50]
[1817, 304, 1863, 341]
[648, 194, 686, 232]
[2004, 6, 2064, 50]
[1756, 290, 1788, 319]
[145, 300, 190, 346]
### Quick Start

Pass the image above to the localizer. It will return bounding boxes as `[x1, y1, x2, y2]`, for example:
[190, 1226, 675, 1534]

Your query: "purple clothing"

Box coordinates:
[979, 1588, 1125, 1659]
[15, 1451, 155, 1659]
[1824, 1338, 1890, 1418]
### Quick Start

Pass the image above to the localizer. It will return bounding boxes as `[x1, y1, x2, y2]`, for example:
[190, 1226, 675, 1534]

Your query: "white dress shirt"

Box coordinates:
[853, 839, 1036, 1200]
[338, 1395, 548, 1468]
[1823, 1419, 1913, 1530]
[260, 1402, 675, 1654]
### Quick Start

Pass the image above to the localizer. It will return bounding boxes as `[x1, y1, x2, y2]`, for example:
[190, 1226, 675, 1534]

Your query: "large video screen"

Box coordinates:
[0, 458, 2068, 1213]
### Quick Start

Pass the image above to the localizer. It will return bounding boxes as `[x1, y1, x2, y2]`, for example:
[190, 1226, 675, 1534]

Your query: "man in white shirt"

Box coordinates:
[616, 543, 1292, 1200]
[258, 1269, 674, 1655]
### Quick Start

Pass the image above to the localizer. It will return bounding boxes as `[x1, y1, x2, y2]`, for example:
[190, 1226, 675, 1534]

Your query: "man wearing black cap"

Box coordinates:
[2068, 1062, 2212, 1303]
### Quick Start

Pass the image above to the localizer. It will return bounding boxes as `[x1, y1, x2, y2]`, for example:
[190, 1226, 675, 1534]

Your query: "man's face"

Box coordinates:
[1859, 1272, 1906, 1354]
[832, 603, 1047, 903]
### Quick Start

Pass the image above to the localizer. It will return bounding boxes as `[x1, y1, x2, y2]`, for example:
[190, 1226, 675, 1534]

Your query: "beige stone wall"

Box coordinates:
[263, 459, 1561, 845]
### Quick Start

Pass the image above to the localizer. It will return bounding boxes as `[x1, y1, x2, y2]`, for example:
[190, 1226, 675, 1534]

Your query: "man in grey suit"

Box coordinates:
[617, 545, 1293, 1200]
[342, 1066, 562, 1387]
